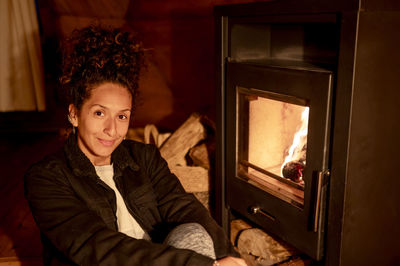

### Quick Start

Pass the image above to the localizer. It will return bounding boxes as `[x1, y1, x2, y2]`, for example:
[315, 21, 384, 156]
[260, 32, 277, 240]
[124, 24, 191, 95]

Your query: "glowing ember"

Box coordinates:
[282, 161, 305, 182]
[281, 107, 309, 182]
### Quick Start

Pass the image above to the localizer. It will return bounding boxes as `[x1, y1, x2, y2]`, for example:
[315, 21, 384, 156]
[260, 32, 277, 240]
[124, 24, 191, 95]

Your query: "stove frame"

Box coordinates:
[226, 60, 333, 259]
[215, 1, 359, 262]
[215, 1, 400, 264]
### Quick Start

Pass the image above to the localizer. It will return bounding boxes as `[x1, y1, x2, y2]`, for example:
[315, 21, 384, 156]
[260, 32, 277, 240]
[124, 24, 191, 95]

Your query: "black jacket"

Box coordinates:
[24, 135, 237, 265]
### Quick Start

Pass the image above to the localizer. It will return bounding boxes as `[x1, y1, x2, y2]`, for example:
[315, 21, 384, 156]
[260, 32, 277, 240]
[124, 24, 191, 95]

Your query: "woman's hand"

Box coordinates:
[216, 256, 248, 266]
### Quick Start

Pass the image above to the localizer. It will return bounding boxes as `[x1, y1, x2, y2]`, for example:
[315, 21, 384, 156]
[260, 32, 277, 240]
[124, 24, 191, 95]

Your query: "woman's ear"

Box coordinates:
[68, 104, 79, 128]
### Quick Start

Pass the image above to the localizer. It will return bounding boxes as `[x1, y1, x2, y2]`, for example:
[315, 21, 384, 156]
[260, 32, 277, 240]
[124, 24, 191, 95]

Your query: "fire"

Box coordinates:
[281, 107, 309, 182]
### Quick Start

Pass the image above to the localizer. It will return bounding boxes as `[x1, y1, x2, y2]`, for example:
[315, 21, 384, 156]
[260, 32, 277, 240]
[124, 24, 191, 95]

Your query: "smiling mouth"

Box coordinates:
[98, 138, 115, 147]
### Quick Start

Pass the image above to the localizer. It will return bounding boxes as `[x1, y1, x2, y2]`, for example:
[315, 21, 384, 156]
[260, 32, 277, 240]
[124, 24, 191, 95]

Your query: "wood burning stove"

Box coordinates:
[215, 1, 400, 265]
[215, 2, 342, 261]
[225, 60, 333, 259]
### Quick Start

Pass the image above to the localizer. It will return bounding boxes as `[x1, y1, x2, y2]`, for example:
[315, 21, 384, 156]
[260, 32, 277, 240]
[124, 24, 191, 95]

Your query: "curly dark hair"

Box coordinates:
[60, 24, 144, 112]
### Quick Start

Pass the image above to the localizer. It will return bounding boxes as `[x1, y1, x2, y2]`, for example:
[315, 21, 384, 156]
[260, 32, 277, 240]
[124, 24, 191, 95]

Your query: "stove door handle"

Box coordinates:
[311, 170, 330, 232]
[249, 206, 276, 221]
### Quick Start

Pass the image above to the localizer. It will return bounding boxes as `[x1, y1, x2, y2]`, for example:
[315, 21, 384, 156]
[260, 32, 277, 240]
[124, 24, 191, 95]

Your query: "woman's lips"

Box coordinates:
[98, 138, 115, 147]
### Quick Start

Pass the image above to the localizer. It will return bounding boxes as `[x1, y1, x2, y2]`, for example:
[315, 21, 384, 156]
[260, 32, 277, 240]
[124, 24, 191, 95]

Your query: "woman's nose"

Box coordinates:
[103, 117, 117, 137]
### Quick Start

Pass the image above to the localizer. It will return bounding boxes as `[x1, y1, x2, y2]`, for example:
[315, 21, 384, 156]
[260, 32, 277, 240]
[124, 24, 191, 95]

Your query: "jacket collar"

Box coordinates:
[64, 134, 139, 178]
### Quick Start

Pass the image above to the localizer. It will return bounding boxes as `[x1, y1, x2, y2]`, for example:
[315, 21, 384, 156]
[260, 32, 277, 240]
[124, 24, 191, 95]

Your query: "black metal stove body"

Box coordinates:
[215, 2, 349, 262]
[215, 1, 400, 265]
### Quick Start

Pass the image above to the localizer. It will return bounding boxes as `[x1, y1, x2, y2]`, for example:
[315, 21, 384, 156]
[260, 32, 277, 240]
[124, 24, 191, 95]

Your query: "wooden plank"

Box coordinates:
[0, 181, 41, 258]
[0, 133, 61, 261]
[0, 257, 42, 266]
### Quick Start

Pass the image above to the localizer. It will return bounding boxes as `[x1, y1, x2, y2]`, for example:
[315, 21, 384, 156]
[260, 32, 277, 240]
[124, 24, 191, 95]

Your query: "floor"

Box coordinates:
[0, 132, 63, 265]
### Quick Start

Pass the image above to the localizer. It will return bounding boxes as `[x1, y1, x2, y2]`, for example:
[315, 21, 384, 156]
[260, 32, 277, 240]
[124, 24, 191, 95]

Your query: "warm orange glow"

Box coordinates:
[281, 107, 309, 180]
[239, 89, 308, 206]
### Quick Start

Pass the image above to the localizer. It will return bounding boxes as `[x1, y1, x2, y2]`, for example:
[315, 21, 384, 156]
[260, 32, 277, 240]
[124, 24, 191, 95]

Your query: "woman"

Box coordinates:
[24, 25, 247, 266]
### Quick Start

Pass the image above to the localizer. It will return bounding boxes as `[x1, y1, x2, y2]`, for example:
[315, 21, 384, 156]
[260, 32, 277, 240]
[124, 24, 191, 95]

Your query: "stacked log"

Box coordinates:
[231, 219, 308, 266]
[126, 113, 213, 209]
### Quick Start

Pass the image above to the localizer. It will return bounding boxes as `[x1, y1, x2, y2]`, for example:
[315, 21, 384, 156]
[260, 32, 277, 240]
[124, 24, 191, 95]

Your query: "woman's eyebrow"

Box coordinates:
[90, 104, 107, 109]
[90, 104, 131, 112]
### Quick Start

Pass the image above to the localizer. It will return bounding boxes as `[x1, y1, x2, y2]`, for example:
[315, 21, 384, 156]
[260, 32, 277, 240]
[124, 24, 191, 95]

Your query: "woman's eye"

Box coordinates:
[95, 111, 104, 117]
[119, 114, 128, 120]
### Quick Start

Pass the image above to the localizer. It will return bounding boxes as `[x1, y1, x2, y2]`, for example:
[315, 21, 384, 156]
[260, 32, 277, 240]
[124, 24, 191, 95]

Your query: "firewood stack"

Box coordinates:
[126, 113, 214, 210]
[230, 220, 309, 266]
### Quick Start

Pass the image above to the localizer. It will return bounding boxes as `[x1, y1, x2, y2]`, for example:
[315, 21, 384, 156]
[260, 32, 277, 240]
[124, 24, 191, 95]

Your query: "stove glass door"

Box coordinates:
[237, 87, 309, 208]
[225, 61, 332, 260]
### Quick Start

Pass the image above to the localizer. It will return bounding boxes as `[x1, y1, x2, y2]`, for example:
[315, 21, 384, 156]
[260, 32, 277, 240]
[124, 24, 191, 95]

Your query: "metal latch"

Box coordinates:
[249, 206, 276, 221]
[311, 170, 330, 232]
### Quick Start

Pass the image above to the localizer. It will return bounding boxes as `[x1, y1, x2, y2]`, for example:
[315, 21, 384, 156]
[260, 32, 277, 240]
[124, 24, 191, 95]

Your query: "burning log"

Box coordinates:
[281, 107, 308, 184]
[281, 161, 305, 183]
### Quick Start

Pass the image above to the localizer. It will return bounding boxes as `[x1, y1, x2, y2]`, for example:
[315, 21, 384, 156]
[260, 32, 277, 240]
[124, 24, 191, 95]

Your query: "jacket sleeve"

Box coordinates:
[24, 157, 215, 266]
[142, 144, 239, 259]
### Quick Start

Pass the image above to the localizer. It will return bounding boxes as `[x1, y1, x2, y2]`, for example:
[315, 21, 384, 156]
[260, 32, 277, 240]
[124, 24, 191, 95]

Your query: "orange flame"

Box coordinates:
[281, 107, 309, 179]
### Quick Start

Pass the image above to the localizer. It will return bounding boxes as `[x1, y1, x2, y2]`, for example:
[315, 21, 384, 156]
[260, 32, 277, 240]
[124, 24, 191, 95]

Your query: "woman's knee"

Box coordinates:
[164, 223, 216, 259]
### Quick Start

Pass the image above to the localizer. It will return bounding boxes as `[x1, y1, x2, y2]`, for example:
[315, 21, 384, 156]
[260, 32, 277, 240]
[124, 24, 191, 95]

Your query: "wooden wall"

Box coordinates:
[37, 0, 268, 130]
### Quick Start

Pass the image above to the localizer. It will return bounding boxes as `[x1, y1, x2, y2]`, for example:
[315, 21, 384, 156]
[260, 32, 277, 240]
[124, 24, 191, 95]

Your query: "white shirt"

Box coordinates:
[95, 164, 150, 240]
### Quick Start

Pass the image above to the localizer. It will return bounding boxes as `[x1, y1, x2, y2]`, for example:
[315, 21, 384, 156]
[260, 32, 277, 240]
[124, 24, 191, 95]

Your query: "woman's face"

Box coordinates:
[69, 82, 132, 166]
